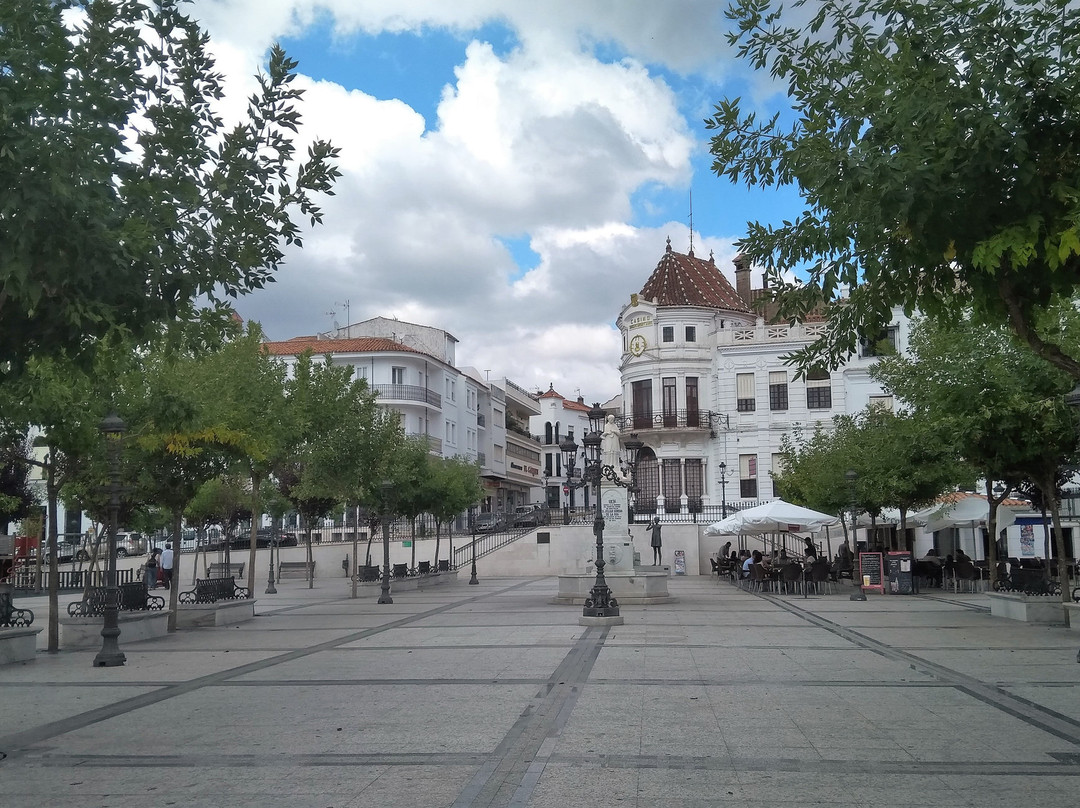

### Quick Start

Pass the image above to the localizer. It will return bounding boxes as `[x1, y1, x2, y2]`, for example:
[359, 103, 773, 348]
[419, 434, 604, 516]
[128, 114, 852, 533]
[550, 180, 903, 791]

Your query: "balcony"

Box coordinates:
[477, 413, 486, 427]
[614, 409, 724, 434]
[373, 384, 441, 408]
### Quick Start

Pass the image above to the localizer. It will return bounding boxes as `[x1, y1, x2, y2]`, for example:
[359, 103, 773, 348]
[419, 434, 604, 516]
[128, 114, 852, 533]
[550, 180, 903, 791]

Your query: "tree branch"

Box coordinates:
[998, 273, 1080, 380]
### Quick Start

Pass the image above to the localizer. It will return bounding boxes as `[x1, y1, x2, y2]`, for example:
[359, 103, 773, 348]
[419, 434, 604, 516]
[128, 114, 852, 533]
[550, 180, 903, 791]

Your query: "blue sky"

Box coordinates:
[195, 0, 801, 399]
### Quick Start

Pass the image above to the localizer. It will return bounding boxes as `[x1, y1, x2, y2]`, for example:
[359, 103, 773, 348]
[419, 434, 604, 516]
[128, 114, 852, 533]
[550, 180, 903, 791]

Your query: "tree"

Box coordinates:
[0, 430, 37, 534]
[0, 0, 339, 377]
[873, 313, 1079, 593]
[427, 456, 484, 569]
[708, 0, 1080, 378]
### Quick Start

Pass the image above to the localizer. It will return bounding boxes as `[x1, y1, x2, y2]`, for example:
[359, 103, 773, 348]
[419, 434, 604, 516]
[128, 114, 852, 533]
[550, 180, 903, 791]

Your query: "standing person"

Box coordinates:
[160, 543, 174, 589]
[647, 517, 662, 565]
[804, 537, 818, 561]
[144, 548, 160, 590]
[720, 541, 732, 560]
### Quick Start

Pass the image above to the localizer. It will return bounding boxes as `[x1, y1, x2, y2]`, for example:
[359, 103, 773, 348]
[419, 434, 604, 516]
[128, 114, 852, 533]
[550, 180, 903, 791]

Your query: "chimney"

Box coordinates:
[577, 395, 585, 405]
[733, 253, 751, 305]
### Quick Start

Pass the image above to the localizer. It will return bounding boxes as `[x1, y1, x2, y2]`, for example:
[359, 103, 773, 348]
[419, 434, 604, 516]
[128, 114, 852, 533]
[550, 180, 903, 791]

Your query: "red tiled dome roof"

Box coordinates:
[639, 241, 749, 312]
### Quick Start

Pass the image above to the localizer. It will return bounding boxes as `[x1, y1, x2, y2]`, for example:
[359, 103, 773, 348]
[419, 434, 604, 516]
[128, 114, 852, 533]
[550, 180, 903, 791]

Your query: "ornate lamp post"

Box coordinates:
[378, 480, 394, 605]
[469, 505, 479, 585]
[846, 469, 866, 602]
[718, 461, 729, 519]
[561, 404, 642, 622]
[266, 534, 278, 595]
[93, 412, 126, 668]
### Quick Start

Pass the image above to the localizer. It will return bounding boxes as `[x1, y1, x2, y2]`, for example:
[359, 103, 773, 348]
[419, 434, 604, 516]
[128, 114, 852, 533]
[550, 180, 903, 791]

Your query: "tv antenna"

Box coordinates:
[688, 189, 694, 256]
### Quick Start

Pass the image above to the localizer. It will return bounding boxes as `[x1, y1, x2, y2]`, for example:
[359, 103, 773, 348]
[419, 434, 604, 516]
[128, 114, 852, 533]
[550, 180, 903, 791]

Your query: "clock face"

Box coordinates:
[629, 335, 646, 356]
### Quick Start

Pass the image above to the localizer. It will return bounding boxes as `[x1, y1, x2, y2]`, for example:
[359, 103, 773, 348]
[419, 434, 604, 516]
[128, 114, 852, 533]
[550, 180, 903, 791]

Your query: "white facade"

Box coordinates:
[615, 244, 908, 515]
[529, 387, 595, 511]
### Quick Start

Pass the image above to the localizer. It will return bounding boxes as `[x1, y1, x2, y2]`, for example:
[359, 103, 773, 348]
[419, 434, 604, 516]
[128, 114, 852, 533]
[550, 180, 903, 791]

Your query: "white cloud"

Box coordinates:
[189, 0, 752, 396]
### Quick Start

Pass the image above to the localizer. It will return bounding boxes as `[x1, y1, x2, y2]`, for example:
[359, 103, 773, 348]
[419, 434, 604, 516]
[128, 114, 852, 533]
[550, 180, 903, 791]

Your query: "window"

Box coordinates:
[868, 395, 894, 411]
[355, 365, 368, 381]
[662, 377, 677, 427]
[662, 459, 682, 504]
[737, 373, 756, 412]
[686, 377, 699, 427]
[662, 326, 674, 343]
[685, 326, 696, 343]
[769, 371, 788, 411]
[806, 369, 832, 409]
[391, 366, 406, 385]
[545, 453, 553, 477]
[545, 422, 553, 444]
[685, 459, 703, 512]
[739, 454, 758, 498]
[860, 326, 899, 357]
[632, 379, 653, 430]
[770, 453, 785, 498]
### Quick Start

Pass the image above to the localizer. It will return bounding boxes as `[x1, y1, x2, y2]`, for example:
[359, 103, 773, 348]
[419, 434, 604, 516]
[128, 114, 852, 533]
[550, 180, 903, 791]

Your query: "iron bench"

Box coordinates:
[179, 576, 251, 604]
[67, 583, 164, 616]
[207, 562, 245, 579]
[1, 591, 34, 627]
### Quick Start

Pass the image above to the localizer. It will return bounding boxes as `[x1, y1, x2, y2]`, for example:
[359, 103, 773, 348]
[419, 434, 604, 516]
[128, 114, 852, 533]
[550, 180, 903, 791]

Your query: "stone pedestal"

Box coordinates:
[554, 571, 675, 605]
[987, 592, 1066, 625]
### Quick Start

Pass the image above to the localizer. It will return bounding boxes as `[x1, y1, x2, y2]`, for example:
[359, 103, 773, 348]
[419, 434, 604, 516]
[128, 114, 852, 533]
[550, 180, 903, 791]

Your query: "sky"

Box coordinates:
[187, 0, 803, 402]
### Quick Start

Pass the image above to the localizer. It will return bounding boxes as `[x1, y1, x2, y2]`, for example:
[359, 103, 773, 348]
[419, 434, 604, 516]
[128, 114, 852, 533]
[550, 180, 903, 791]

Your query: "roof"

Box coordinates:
[639, 239, 749, 312]
[262, 336, 430, 358]
[538, 384, 591, 412]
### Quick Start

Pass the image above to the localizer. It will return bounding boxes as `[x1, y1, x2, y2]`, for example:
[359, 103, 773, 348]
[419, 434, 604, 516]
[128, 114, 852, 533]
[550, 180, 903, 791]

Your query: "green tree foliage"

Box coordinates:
[873, 313, 1079, 591]
[0, 430, 37, 533]
[426, 455, 484, 569]
[0, 0, 339, 377]
[708, 0, 1080, 377]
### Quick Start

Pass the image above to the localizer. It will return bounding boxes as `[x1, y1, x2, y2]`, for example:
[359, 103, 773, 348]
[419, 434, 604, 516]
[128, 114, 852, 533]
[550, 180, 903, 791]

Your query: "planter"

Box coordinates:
[177, 598, 256, 628]
[60, 610, 170, 649]
[987, 592, 1066, 625]
[0, 627, 41, 664]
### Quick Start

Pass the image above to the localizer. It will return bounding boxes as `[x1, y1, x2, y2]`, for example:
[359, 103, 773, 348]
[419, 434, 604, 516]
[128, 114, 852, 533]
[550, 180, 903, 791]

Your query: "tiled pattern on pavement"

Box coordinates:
[1, 576, 1078, 807]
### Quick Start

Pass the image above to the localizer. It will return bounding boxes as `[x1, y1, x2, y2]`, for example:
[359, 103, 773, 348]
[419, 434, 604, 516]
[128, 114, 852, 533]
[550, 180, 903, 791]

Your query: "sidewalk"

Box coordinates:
[1, 576, 1078, 807]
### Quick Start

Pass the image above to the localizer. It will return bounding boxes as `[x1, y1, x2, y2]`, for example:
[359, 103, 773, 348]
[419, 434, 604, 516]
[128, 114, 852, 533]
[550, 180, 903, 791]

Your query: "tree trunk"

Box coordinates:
[247, 470, 261, 596]
[305, 518, 314, 589]
[168, 509, 183, 632]
[410, 518, 416, 572]
[984, 480, 1000, 591]
[1048, 495, 1072, 605]
[433, 521, 441, 570]
[46, 457, 59, 653]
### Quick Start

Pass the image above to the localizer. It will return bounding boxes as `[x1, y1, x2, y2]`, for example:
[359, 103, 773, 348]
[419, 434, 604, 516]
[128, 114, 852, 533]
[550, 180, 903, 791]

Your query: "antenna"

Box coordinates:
[688, 188, 694, 255]
[335, 299, 351, 326]
[325, 308, 337, 332]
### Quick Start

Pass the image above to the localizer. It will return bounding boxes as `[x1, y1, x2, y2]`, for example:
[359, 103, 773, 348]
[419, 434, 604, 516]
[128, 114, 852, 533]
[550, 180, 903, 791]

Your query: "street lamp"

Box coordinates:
[94, 412, 126, 668]
[718, 461, 729, 519]
[469, 505, 479, 585]
[378, 480, 394, 605]
[846, 469, 866, 602]
[266, 533, 278, 595]
[561, 404, 642, 621]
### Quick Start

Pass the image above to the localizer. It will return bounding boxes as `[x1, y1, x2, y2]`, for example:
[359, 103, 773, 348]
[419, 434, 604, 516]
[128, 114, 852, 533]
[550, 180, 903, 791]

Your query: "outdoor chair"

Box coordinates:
[747, 563, 769, 593]
[779, 562, 804, 595]
[810, 561, 834, 595]
[709, 557, 721, 580]
[952, 559, 981, 593]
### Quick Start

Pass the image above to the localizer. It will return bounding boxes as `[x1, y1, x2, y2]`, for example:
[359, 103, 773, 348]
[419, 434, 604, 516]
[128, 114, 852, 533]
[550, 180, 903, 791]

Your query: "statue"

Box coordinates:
[600, 415, 628, 482]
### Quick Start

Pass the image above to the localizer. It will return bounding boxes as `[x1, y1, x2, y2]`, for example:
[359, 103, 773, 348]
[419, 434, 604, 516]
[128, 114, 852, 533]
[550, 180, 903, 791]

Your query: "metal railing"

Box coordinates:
[614, 410, 728, 432]
[373, 384, 442, 407]
[452, 522, 538, 569]
[9, 567, 137, 592]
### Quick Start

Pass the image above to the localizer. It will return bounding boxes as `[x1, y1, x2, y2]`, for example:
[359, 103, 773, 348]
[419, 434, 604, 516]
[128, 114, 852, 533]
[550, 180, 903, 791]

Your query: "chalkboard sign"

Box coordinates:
[886, 551, 914, 595]
[859, 552, 884, 593]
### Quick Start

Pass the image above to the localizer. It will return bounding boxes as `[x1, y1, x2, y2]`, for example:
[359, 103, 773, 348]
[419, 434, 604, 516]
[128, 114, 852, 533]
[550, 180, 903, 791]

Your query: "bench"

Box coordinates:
[438, 560, 450, 572]
[179, 576, 251, 604]
[1, 591, 34, 627]
[998, 568, 1061, 596]
[278, 561, 315, 580]
[392, 563, 409, 579]
[417, 561, 431, 575]
[360, 565, 381, 582]
[67, 583, 164, 616]
[207, 562, 245, 579]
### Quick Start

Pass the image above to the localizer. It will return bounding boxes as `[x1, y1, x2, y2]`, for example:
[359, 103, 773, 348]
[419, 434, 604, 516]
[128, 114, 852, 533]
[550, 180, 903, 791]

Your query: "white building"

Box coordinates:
[615, 240, 908, 516]
[265, 318, 541, 518]
[530, 386, 595, 511]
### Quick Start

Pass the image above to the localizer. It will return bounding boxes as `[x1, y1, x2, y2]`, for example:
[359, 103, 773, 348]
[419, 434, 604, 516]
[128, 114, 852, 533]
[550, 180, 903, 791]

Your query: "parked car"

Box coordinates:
[113, 532, 146, 558]
[229, 528, 291, 549]
[512, 505, 549, 528]
[473, 512, 503, 533]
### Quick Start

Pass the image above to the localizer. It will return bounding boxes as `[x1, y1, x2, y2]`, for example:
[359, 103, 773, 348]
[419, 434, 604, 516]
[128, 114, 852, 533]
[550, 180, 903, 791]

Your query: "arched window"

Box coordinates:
[635, 447, 659, 515]
[545, 422, 553, 444]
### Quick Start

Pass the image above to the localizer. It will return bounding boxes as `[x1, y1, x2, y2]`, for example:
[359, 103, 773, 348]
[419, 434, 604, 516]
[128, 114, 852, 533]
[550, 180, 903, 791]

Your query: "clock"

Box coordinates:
[629, 335, 647, 356]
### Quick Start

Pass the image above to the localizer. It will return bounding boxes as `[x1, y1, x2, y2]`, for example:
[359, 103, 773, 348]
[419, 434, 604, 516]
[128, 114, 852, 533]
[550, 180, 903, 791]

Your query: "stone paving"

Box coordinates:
[1, 575, 1079, 807]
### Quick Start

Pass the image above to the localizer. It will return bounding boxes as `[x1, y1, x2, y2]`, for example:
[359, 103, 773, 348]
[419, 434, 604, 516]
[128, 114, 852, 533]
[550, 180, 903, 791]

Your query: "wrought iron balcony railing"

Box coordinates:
[373, 384, 442, 407]
[614, 409, 727, 432]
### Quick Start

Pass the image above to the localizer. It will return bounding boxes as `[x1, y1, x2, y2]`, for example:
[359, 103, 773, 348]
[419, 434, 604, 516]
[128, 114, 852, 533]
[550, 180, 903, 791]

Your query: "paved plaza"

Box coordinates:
[1, 575, 1079, 807]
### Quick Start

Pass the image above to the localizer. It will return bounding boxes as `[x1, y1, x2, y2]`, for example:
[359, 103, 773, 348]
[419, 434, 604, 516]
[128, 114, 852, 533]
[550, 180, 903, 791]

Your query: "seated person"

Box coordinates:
[955, 547, 970, 563]
[779, 548, 789, 562]
[741, 550, 762, 578]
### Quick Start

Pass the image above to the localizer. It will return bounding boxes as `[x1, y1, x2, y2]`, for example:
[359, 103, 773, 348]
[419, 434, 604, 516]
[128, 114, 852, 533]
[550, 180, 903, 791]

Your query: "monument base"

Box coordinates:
[553, 570, 676, 605]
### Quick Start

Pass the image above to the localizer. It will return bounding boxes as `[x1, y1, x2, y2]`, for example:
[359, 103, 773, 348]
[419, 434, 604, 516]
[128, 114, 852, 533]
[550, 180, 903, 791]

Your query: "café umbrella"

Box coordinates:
[704, 499, 841, 536]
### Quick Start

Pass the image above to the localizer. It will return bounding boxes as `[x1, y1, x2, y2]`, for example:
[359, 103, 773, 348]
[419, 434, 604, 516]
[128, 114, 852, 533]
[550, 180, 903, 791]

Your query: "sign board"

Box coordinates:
[599, 485, 628, 534]
[885, 551, 913, 595]
[673, 549, 686, 575]
[859, 551, 884, 594]
[1020, 524, 1035, 556]
[0, 535, 13, 556]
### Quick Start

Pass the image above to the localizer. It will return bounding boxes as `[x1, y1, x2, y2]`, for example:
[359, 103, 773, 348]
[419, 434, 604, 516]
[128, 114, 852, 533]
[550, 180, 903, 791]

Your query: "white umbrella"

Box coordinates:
[915, 495, 1016, 534]
[705, 499, 841, 536]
